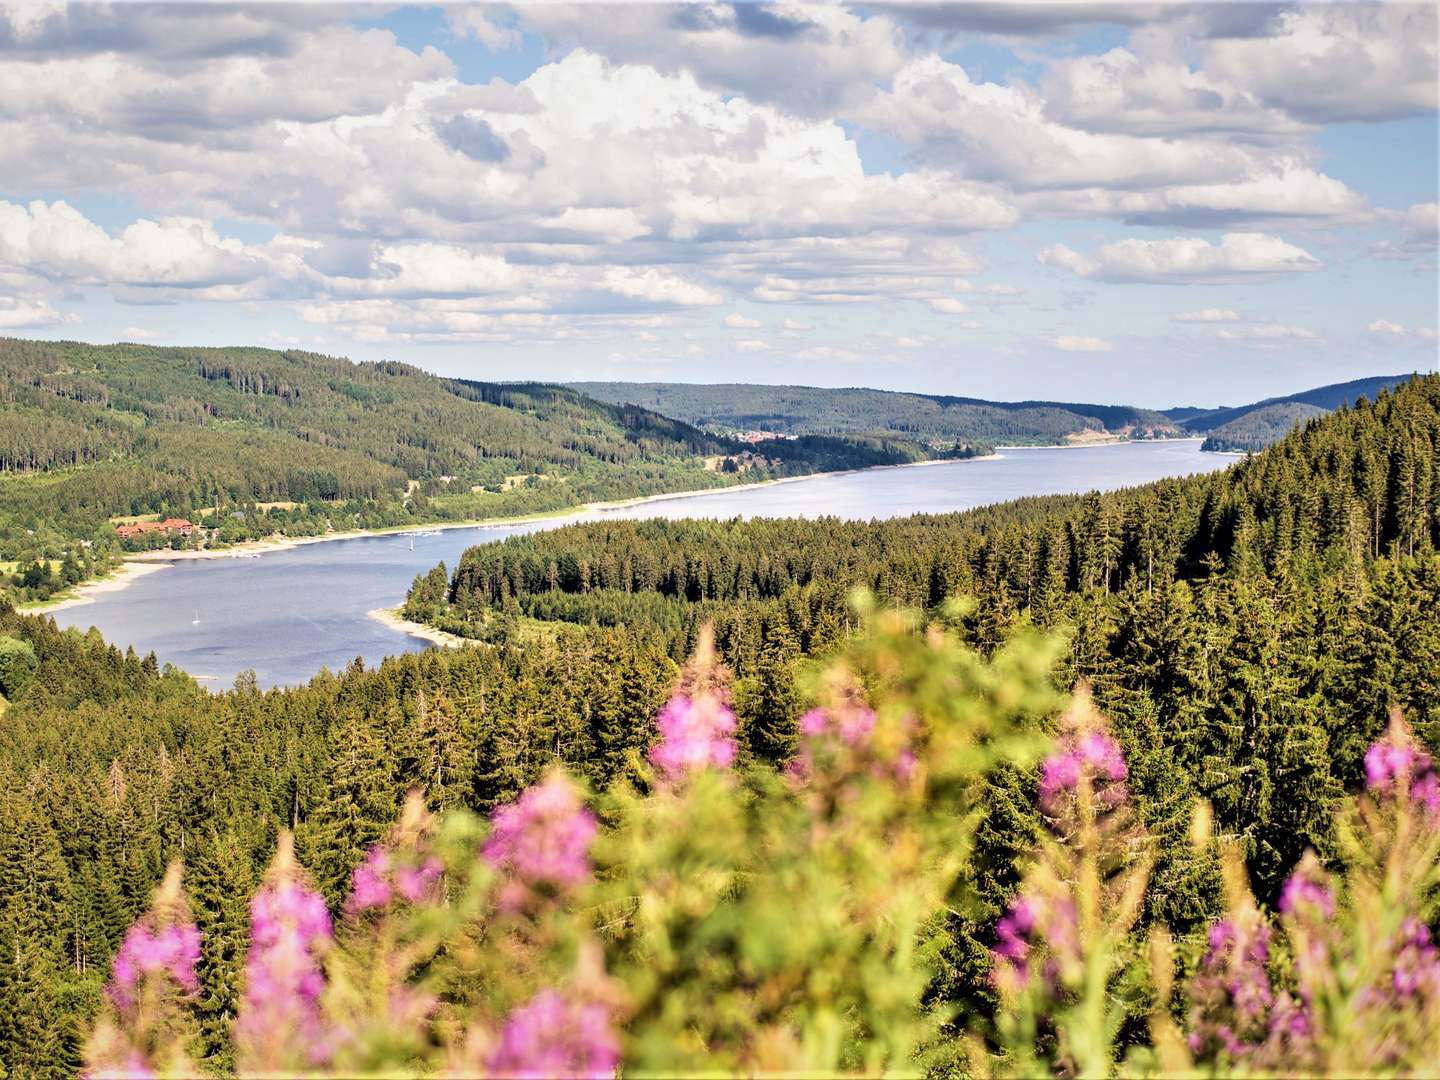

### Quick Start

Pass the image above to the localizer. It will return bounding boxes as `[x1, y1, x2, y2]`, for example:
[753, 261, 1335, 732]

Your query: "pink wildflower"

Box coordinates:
[1187, 915, 1278, 1062]
[990, 892, 1079, 995]
[1390, 918, 1440, 999]
[84, 863, 200, 1078]
[395, 857, 443, 903]
[1039, 728, 1128, 816]
[236, 840, 334, 1068]
[484, 772, 597, 909]
[992, 897, 1035, 975]
[107, 920, 201, 1014]
[791, 697, 913, 787]
[488, 989, 620, 1080]
[349, 846, 394, 912]
[1278, 864, 1336, 920]
[346, 844, 443, 914]
[1364, 733, 1440, 815]
[649, 692, 738, 779]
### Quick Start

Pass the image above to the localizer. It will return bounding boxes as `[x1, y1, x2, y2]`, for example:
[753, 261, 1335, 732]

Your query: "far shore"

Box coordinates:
[993, 435, 1207, 451]
[14, 439, 1213, 616]
[114, 451, 1003, 566]
[368, 607, 476, 649]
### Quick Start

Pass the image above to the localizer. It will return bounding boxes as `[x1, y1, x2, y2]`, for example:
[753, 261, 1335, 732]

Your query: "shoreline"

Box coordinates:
[367, 607, 476, 649]
[993, 436, 1207, 451]
[15, 440, 1204, 615]
[15, 561, 171, 615]
[117, 452, 1003, 566]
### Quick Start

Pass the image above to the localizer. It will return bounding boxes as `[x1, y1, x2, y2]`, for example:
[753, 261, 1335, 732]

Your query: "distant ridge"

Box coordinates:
[1170, 373, 1416, 435]
[571, 375, 1419, 453]
[568, 382, 1180, 449]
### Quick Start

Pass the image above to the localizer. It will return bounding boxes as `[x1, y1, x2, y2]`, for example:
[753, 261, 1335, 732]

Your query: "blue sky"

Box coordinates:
[0, 2, 1435, 407]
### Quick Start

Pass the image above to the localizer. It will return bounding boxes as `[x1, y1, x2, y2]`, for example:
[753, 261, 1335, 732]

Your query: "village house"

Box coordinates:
[115, 518, 197, 541]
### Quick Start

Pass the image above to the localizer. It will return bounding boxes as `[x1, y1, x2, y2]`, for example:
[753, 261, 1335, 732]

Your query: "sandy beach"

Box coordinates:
[367, 607, 477, 648]
[14, 561, 173, 615]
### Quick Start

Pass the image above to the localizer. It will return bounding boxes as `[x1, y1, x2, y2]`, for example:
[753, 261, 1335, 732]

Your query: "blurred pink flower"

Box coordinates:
[1364, 733, 1440, 815]
[237, 874, 333, 1065]
[488, 989, 620, 1079]
[650, 693, 737, 779]
[347, 844, 443, 914]
[1039, 729, 1128, 816]
[107, 920, 201, 1014]
[1188, 915, 1288, 1063]
[1390, 918, 1440, 1000]
[484, 772, 597, 906]
[1278, 863, 1335, 920]
[1042, 728, 1128, 812]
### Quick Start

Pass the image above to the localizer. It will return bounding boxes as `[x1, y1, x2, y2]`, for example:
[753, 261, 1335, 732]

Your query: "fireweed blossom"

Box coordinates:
[649, 691, 737, 779]
[1278, 858, 1336, 922]
[484, 771, 597, 910]
[346, 843, 444, 915]
[85, 863, 202, 1078]
[235, 836, 334, 1068]
[1186, 910, 1310, 1065]
[649, 624, 738, 782]
[990, 890, 1080, 994]
[1038, 728, 1128, 817]
[107, 916, 201, 1015]
[1364, 724, 1440, 816]
[487, 988, 621, 1080]
[789, 683, 918, 789]
[1389, 918, 1440, 1000]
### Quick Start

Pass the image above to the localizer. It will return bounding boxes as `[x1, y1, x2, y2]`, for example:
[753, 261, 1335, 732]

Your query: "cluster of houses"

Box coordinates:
[114, 518, 199, 541]
[731, 430, 799, 445]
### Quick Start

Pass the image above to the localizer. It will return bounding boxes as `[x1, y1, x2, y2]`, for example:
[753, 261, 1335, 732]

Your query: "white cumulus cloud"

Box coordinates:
[1039, 233, 1321, 284]
[1051, 335, 1113, 352]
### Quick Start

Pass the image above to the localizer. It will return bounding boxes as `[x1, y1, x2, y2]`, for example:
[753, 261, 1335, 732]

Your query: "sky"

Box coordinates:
[0, 1, 1436, 407]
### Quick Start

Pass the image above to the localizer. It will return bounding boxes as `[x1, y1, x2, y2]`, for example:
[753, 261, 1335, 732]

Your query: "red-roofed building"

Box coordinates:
[115, 518, 196, 540]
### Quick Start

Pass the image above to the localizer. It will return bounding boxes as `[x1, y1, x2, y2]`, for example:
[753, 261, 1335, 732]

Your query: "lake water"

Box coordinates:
[55, 440, 1234, 688]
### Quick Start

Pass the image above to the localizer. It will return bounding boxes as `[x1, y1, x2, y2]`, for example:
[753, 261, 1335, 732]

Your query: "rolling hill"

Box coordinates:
[1170, 374, 1415, 437]
[575, 375, 1421, 455]
[0, 339, 909, 601]
[569, 382, 1180, 448]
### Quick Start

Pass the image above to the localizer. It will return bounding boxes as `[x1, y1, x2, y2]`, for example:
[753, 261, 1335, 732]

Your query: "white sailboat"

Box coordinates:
[192, 609, 200, 625]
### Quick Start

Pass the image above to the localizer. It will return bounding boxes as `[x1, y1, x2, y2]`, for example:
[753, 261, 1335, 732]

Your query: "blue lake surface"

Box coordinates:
[55, 439, 1234, 688]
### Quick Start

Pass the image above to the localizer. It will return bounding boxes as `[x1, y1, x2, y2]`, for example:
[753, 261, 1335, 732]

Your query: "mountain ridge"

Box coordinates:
[571, 374, 1418, 450]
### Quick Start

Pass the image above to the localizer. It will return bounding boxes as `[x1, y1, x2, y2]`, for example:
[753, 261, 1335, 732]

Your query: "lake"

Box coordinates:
[55, 440, 1234, 688]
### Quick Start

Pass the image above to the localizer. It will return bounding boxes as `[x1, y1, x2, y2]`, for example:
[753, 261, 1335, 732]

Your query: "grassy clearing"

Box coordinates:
[0, 559, 60, 575]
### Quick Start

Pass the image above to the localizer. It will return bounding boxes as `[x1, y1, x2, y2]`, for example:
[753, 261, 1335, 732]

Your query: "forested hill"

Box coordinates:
[0, 339, 912, 603]
[573, 375, 1418, 452]
[1199, 401, 1327, 453]
[431, 375, 1440, 654]
[570, 381, 1180, 446]
[1175, 373, 1414, 441]
[413, 373, 1440, 896]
